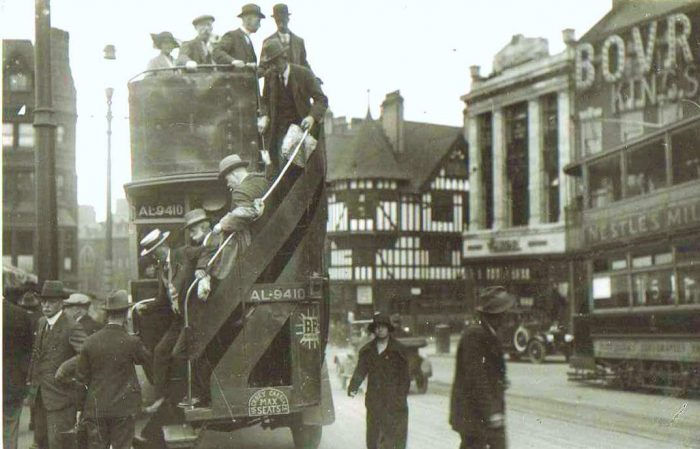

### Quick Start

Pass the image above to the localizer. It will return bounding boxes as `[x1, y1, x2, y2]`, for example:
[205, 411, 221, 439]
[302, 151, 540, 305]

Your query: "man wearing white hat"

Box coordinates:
[63, 293, 101, 336]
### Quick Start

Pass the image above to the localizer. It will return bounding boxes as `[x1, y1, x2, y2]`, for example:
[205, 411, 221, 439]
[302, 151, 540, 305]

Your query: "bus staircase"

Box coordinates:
[157, 134, 334, 445]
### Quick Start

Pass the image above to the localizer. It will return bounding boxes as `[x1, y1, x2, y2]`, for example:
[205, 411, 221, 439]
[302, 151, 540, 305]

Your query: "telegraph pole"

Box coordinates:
[33, 0, 59, 283]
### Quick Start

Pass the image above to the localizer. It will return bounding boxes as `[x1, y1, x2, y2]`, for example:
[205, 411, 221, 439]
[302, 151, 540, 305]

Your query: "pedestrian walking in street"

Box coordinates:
[347, 312, 410, 449]
[76, 290, 151, 449]
[449, 286, 516, 449]
[27, 280, 87, 449]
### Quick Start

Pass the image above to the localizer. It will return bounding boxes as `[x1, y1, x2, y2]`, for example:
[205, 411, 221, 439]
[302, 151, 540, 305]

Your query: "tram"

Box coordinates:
[125, 66, 333, 449]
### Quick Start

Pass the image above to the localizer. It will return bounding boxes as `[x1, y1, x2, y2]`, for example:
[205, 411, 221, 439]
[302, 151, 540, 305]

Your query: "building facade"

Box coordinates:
[325, 91, 469, 331]
[2, 30, 79, 286]
[565, 1, 700, 317]
[461, 31, 577, 320]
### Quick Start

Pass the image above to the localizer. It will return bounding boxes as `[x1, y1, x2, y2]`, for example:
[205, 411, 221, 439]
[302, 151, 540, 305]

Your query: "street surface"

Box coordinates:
[16, 339, 700, 448]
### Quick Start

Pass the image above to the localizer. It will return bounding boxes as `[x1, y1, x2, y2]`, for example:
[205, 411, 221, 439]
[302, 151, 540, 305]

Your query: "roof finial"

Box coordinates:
[365, 89, 373, 120]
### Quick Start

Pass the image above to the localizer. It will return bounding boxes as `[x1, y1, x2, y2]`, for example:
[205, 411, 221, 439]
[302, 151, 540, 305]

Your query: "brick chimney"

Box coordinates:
[381, 90, 404, 154]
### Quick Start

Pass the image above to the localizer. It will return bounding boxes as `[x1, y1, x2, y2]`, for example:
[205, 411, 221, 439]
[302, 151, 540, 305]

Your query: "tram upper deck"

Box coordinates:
[128, 68, 261, 182]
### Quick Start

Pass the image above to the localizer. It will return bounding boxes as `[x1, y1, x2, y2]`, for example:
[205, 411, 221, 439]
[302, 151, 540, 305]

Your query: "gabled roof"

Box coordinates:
[580, 0, 697, 43]
[326, 119, 408, 182]
[401, 121, 464, 190]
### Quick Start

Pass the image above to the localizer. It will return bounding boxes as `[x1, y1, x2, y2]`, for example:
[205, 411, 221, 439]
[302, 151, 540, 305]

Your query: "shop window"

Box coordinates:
[624, 139, 666, 198]
[18, 123, 34, 148]
[3, 123, 14, 148]
[671, 123, 700, 185]
[431, 191, 453, 222]
[592, 274, 629, 309]
[478, 113, 494, 228]
[588, 155, 621, 208]
[632, 271, 675, 306]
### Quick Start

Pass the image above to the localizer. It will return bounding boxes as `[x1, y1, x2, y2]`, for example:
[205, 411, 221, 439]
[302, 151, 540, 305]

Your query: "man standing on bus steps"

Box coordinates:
[213, 4, 264, 69]
[257, 38, 328, 177]
[178, 15, 217, 67]
[263, 4, 312, 71]
[76, 290, 151, 449]
[347, 312, 410, 449]
[449, 286, 516, 449]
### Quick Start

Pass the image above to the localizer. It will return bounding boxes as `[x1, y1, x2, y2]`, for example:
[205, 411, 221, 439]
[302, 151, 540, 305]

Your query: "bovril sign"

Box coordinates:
[576, 12, 699, 113]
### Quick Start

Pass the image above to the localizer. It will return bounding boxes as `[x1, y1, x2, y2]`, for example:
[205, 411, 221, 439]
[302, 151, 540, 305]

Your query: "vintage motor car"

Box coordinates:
[500, 307, 574, 364]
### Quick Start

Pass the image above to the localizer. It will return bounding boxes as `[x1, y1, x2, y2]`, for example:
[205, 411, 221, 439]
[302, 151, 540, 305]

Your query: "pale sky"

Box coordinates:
[0, 0, 611, 218]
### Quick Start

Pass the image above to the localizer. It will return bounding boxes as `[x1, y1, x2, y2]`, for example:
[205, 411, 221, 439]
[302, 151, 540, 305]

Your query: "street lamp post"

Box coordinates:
[103, 45, 115, 292]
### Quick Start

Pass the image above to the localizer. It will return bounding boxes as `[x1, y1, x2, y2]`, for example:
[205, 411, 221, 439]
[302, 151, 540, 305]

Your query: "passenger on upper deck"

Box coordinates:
[211, 154, 269, 278]
[177, 15, 217, 67]
[262, 4, 312, 72]
[213, 3, 264, 70]
[257, 39, 328, 177]
[146, 32, 180, 73]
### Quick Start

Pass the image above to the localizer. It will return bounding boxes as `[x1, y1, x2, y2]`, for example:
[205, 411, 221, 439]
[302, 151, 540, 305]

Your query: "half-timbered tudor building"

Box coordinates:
[324, 91, 469, 332]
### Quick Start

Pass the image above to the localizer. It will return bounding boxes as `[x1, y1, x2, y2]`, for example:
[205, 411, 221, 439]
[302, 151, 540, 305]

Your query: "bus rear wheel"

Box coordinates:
[291, 424, 322, 449]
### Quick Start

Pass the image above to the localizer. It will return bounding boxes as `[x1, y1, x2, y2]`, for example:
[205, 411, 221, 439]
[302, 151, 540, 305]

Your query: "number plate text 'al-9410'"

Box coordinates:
[248, 283, 309, 303]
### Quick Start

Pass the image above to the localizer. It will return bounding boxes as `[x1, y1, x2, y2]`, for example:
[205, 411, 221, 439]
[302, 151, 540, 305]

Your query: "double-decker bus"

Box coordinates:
[125, 66, 333, 449]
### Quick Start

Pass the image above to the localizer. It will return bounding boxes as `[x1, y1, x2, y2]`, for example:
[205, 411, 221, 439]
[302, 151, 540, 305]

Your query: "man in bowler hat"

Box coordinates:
[263, 4, 312, 71]
[450, 286, 516, 449]
[257, 38, 328, 176]
[76, 290, 151, 449]
[213, 4, 264, 69]
[348, 312, 410, 449]
[27, 280, 87, 449]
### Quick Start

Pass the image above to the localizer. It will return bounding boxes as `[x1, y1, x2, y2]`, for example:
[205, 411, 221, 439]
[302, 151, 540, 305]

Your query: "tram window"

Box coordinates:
[624, 139, 666, 198]
[678, 267, 700, 304]
[592, 274, 629, 309]
[676, 240, 700, 264]
[592, 255, 627, 272]
[588, 156, 621, 208]
[671, 124, 700, 185]
[632, 270, 675, 306]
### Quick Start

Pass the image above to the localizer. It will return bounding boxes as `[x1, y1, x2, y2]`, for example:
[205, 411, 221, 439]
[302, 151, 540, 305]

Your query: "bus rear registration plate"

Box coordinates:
[248, 283, 309, 303]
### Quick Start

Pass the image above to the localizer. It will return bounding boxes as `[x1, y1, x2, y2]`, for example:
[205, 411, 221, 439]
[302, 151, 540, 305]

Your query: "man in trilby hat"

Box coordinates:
[348, 312, 410, 449]
[262, 4, 312, 71]
[450, 286, 516, 449]
[146, 31, 180, 73]
[76, 290, 150, 449]
[213, 3, 264, 69]
[257, 38, 328, 177]
[178, 15, 217, 67]
[27, 280, 86, 449]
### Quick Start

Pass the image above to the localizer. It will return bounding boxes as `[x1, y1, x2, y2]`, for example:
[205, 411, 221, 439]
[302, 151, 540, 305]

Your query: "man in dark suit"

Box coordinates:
[3, 298, 33, 449]
[263, 4, 312, 71]
[76, 290, 150, 449]
[28, 280, 87, 449]
[257, 38, 328, 176]
[135, 229, 194, 412]
[213, 4, 264, 69]
[177, 15, 216, 66]
[63, 293, 101, 336]
[348, 312, 411, 449]
[450, 286, 516, 449]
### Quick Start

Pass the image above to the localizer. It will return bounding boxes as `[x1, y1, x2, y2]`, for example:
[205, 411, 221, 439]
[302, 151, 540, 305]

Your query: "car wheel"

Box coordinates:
[528, 340, 546, 364]
[513, 326, 529, 353]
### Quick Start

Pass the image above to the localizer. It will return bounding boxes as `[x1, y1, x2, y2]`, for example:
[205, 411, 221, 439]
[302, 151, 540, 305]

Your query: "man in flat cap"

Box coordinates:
[348, 312, 410, 449]
[27, 281, 86, 449]
[258, 38, 328, 176]
[450, 286, 516, 449]
[146, 31, 179, 73]
[263, 4, 312, 71]
[213, 4, 264, 69]
[76, 290, 150, 449]
[135, 229, 193, 412]
[63, 293, 101, 336]
[178, 15, 216, 67]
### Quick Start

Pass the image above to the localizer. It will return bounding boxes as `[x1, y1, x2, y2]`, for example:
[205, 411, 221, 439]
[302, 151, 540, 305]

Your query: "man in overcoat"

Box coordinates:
[178, 15, 216, 66]
[76, 290, 151, 449]
[257, 38, 328, 177]
[28, 280, 86, 449]
[213, 4, 264, 69]
[262, 4, 312, 71]
[347, 312, 410, 449]
[449, 286, 516, 449]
